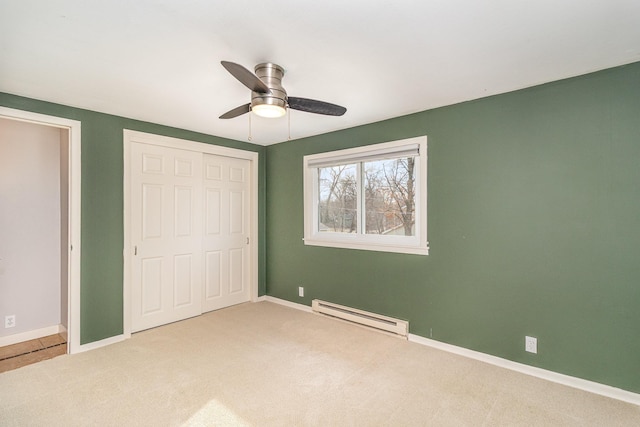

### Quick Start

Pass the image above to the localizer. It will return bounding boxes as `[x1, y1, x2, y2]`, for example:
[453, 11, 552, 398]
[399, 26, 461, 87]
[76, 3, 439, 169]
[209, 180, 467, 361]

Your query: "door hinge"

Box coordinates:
[246, 237, 249, 245]
[134, 245, 137, 255]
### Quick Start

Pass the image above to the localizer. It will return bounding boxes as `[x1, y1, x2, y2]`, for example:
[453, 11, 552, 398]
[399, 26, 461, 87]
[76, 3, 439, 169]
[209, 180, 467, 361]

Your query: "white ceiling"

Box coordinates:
[1, 1, 639, 145]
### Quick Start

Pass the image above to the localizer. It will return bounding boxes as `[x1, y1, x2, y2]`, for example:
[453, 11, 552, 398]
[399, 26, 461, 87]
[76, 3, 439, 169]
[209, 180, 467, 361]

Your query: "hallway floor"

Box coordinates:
[0, 334, 66, 373]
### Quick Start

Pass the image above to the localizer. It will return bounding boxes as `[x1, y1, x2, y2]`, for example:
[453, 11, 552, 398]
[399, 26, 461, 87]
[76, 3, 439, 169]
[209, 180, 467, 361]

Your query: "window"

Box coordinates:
[303, 136, 428, 255]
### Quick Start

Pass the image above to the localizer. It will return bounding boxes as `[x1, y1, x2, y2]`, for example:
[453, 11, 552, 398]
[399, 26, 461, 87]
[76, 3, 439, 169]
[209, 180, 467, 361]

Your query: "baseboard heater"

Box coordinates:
[312, 299, 408, 338]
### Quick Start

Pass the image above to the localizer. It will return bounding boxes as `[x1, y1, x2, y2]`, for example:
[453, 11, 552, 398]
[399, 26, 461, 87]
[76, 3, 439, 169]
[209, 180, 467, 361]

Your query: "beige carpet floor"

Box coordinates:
[1, 301, 639, 426]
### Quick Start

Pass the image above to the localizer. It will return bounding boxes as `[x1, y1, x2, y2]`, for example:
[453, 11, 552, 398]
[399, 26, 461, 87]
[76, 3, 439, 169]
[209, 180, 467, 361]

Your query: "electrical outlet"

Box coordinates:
[525, 336, 537, 354]
[298, 286, 304, 297]
[5, 315, 16, 329]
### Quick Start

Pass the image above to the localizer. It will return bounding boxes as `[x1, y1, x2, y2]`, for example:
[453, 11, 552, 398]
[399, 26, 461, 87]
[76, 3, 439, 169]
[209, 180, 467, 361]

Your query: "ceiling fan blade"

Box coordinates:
[219, 103, 251, 119]
[287, 97, 347, 116]
[221, 61, 270, 94]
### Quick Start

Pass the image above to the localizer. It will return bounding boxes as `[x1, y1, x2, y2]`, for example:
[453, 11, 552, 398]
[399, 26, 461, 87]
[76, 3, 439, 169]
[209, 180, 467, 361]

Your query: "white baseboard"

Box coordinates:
[261, 296, 640, 406]
[407, 334, 640, 406]
[262, 296, 313, 313]
[0, 324, 66, 347]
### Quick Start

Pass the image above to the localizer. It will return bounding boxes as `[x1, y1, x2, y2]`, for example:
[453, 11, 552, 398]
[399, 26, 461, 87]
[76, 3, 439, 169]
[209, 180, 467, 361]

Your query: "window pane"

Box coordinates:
[318, 164, 357, 233]
[363, 157, 416, 236]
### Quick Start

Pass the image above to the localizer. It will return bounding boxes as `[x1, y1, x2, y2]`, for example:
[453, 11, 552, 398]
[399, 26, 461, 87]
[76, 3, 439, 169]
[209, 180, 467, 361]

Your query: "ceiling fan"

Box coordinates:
[219, 61, 347, 119]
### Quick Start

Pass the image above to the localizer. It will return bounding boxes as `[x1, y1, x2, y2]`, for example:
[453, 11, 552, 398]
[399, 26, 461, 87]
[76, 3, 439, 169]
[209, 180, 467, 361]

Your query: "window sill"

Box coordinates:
[303, 237, 429, 256]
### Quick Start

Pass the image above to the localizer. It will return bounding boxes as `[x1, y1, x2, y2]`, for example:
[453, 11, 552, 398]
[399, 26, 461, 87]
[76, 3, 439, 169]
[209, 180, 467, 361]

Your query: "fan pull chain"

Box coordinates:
[248, 108, 252, 141]
[288, 108, 291, 141]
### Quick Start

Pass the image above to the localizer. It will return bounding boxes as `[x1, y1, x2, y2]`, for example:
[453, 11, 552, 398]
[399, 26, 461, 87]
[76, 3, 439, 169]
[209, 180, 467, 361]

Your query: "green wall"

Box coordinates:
[0, 93, 267, 345]
[265, 62, 640, 393]
[2, 61, 639, 394]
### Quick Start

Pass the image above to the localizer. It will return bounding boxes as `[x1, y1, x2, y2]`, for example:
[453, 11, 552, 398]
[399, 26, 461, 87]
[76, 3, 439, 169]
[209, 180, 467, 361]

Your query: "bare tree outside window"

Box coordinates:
[364, 157, 415, 236]
[317, 158, 415, 236]
[318, 164, 357, 233]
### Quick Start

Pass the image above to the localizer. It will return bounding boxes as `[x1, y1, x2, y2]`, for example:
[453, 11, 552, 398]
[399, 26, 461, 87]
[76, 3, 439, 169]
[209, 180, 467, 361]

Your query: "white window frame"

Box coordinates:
[303, 136, 428, 255]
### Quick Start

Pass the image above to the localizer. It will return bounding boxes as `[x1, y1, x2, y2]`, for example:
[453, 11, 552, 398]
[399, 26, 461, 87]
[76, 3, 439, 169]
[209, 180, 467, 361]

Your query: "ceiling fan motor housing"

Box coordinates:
[251, 63, 287, 110]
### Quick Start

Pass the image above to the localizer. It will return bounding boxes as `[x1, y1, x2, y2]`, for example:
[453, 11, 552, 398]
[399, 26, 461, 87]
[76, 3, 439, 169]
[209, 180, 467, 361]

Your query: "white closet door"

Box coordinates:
[131, 142, 203, 332]
[202, 154, 251, 312]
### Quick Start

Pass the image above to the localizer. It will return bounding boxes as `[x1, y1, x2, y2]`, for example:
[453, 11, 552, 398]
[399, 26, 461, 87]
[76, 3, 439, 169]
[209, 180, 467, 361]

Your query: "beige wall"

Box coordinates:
[0, 118, 63, 337]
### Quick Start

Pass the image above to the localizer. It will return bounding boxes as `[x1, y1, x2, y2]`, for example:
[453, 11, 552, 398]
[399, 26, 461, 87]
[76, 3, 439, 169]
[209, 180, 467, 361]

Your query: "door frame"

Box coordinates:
[0, 106, 82, 354]
[122, 130, 259, 338]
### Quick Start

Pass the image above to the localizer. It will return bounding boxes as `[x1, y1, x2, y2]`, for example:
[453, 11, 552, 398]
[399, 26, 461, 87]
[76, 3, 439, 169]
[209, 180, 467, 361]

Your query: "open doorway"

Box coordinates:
[0, 107, 81, 362]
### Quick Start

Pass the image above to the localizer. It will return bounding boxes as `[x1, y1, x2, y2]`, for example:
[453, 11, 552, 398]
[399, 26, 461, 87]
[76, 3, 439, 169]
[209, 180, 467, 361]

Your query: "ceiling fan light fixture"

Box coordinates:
[219, 61, 347, 120]
[251, 103, 287, 118]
